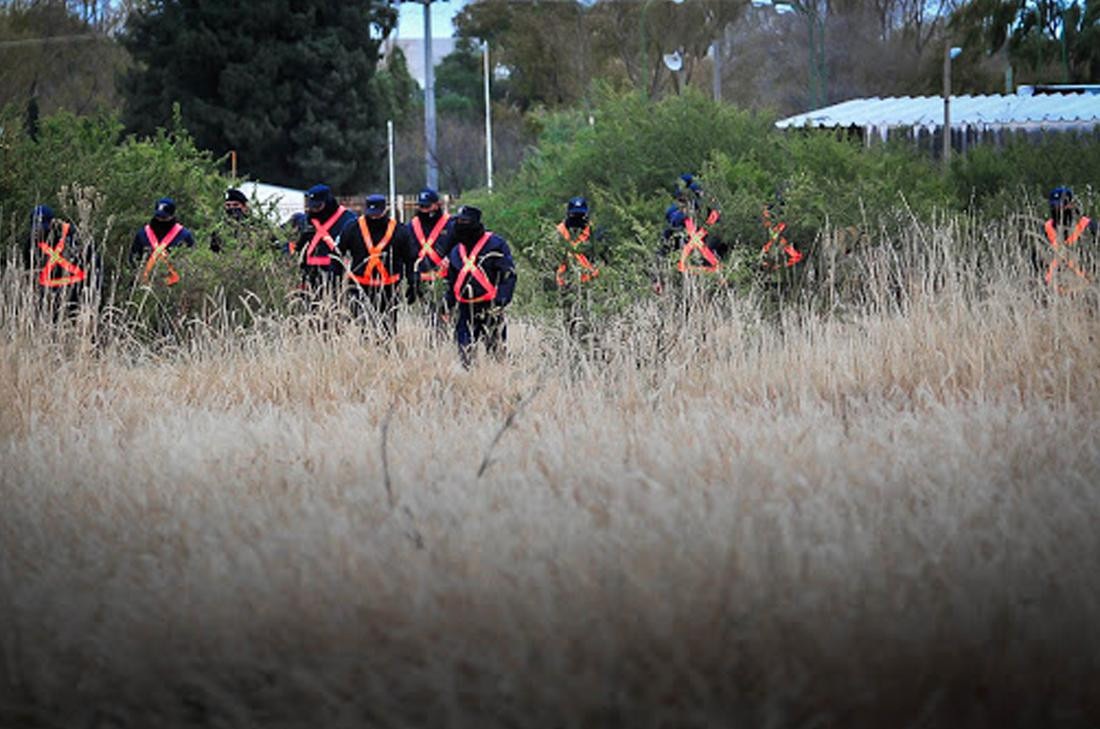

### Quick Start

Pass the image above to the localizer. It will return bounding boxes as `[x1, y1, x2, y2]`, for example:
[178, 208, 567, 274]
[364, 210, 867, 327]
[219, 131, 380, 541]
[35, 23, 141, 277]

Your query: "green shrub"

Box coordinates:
[465, 89, 955, 310]
[0, 104, 294, 323]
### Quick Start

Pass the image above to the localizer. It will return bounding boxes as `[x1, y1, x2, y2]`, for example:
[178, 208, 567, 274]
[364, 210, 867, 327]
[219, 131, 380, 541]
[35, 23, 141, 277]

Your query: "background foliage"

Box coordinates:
[0, 103, 296, 321]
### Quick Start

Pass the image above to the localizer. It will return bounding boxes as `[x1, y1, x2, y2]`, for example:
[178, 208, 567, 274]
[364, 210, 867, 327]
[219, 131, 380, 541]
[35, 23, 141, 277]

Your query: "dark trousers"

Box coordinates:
[348, 285, 399, 338]
[455, 303, 506, 366]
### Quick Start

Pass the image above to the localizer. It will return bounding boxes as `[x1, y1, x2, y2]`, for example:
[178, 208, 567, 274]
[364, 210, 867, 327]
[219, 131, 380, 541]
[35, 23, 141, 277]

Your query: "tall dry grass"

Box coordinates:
[1, 212, 1099, 728]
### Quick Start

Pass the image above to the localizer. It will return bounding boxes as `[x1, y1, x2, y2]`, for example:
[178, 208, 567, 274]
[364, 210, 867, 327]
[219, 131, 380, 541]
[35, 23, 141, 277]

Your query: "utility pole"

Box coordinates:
[423, 0, 439, 189]
[943, 43, 957, 170]
[711, 33, 722, 103]
[387, 120, 396, 216]
[483, 41, 494, 191]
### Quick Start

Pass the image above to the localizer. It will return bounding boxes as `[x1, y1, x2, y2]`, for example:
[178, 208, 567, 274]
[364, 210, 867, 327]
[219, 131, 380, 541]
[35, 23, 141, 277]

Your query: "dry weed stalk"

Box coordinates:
[0, 211, 1098, 728]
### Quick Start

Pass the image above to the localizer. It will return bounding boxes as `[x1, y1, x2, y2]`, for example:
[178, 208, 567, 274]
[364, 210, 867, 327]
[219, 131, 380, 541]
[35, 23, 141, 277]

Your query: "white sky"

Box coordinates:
[395, 1, 469, 39]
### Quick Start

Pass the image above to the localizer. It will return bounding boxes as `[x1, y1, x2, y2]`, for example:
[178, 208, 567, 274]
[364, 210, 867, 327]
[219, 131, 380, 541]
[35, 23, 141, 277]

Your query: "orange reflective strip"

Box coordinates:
[304, 205, 347, 266]
[37, 223, 86, 288]
[142, 223, 182, 286]
[412, 214, 450, 278]
[454, 232, 497, 304]
[1043, 218, 1092, 292]
[677, 218, 720, 274]
[761, 212, 801, 268]
[349, 217, 401, 286]
[556, 222, 591, 246]
[555, 223, 598, 286]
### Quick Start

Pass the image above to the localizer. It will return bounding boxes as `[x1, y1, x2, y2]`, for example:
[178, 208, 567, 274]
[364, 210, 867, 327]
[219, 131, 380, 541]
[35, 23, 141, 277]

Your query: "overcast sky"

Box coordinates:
[395, 1, 469, 39]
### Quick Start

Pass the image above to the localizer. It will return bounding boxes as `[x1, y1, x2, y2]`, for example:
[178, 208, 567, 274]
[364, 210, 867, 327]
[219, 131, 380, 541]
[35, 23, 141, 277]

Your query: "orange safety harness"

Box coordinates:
[141, 223, 183, 286]
[555, 222, 600, 287]
[1043, 217, 1092, 292]
[411, 213, 450, 281]
[37, 223, 86, 288]
[677, 217, 721, 274]
[453, 232, 497, 304]
[760, 206, 803, 269]
[304, 205, 349, 267]
[348, 217, 401, 286]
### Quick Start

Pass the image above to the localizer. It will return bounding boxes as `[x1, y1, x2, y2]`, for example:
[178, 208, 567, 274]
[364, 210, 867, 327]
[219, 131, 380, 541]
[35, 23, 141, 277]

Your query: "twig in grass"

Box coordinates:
[380, 399, 397, 508]
[477, 380, 545, 479]
[379, 399, 425, 549]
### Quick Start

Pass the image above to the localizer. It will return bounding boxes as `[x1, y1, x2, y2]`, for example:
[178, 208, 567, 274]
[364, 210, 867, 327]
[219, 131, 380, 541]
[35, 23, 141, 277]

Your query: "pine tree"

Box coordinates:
[120, 0, 402, 190]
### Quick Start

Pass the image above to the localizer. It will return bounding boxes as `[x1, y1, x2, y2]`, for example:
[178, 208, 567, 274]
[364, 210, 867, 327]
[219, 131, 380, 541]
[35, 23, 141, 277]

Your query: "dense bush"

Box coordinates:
[464, 89, 961, 310]
[4, 93, 1098, 324]
[0, 104, 296, 321]
[951, 130, 1100, 213]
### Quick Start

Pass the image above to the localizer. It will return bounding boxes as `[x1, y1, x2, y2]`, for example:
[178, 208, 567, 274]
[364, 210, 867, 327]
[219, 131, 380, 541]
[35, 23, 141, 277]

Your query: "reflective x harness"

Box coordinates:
[760, 206, 803, 269]
[453, 232, 497, 304]
[348, 217, 400, 287]
[555, 223, 599, 287]
[1044, 217, 1092, 293]
[677, 216, 721, 274]
[142, 223, 183, 286]
[37, 223, 86, 288]
[304, 205, 348, 267]
[412, 213, 450, 281]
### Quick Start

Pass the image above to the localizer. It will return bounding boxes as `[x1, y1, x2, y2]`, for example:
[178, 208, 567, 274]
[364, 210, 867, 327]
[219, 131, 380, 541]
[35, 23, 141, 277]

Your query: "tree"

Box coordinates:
[119, 0, 400, 191]
[453, 0, 746, 108]
[0, 1, 129, 115]
[950, 0, 1100, 84]
[434, 37, 488, 116]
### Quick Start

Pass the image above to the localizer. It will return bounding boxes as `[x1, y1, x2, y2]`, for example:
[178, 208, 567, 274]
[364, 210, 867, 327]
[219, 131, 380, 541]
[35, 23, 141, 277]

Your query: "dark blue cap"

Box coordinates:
[364, 194, 387, 215]
[306, 184, 332, 209]
[31, 204, 54, 230]
[417, 188, 440, 207]
[225, 188, 248, 205]
[154, 197, 176, 218]
[666, 205, 686, 228]
[567, 196, 588, 216]
[453, 205, 482, 225]
[1049, 186, 1074, 206]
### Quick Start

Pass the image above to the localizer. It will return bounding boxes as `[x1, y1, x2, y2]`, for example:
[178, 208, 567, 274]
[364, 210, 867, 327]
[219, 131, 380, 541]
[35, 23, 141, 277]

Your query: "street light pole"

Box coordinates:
[712, 33, 722, 103]
[1058, 0, 1071, 82]
[483, 41, 494, 192]
[943, 44, 961, 170]
[423, 0, 439, 189]
[640, 0, 655, 98]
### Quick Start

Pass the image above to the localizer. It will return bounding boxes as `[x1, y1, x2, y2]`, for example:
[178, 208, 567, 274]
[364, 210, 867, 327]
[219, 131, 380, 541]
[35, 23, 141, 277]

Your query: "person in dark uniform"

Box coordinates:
[1039, 186, 1097, 293]
[408, 188, 454, 335]
[653, 189, 728, 294]
[26, 204, 100, 316]
[553, 196, 608, 346]
[295, 184, 358, 294]
[443, 206, 516, 366]
[209, 188, 256, 253]
[338, 194, 419, 337]
[130, 197, 195, 286]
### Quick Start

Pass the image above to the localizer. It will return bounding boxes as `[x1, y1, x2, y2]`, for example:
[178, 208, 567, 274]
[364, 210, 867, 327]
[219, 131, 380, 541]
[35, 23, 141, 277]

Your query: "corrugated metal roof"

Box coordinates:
[776, 94, 1100, 130]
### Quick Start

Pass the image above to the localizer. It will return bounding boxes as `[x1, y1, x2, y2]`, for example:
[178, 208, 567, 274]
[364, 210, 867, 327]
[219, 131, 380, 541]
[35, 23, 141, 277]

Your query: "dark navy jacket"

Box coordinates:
[340, 215, 420, 302]
[130, 218, 196, 264]
[408, 211, 455, 275]
[444, 229, 516, 307]
[296, 201, 359, 278]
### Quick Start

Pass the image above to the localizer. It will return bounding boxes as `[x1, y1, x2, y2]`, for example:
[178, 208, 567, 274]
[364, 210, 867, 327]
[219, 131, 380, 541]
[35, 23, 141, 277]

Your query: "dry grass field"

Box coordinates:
[2, 215, 1099, 728]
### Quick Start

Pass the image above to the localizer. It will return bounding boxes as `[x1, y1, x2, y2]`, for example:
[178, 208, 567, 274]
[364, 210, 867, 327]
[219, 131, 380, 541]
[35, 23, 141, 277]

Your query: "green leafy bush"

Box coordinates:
[1, 104, 295, 323]
[465, 88, 956, 310]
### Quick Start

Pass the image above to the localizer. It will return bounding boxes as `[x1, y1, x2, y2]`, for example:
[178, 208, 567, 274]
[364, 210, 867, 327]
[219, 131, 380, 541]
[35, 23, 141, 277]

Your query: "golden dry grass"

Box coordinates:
[1, 214, 1099, 728]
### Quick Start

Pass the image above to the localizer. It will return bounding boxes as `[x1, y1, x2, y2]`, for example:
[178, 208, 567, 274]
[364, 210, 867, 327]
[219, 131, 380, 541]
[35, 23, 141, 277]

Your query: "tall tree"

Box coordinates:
[951, 0, 1100, 84]
[454, 0, 746, 108]
[0, 1, 128, 114]
[120, 0, 399, 190]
